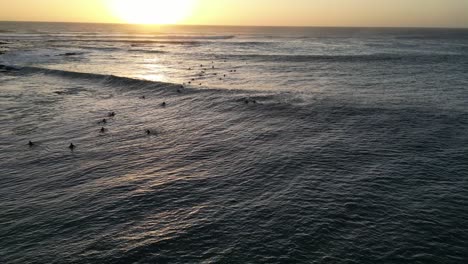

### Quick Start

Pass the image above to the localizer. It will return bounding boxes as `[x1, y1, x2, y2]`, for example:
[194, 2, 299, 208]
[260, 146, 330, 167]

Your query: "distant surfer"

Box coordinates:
[69, 143, 75, 150]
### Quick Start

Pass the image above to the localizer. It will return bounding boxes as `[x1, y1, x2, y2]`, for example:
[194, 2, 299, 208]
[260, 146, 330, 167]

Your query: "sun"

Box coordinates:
[109, 0, 195, 25]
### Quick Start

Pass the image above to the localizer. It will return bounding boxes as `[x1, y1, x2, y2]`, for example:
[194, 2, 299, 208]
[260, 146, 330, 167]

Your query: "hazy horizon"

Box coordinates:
[1, 20, 468, 30]
[1, 0, 467, 28]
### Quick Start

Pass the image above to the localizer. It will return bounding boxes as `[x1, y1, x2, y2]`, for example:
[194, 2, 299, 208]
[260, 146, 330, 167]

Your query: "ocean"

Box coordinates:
[1, 22, 467, 263]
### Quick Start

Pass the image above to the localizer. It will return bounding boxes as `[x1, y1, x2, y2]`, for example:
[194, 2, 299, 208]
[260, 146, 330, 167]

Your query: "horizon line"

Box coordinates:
[1, 20, 467, 30]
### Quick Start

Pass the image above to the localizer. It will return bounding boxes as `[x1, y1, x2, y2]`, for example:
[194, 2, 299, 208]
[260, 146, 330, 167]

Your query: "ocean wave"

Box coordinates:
[0, 65, 271, 98]
[151, 35, 235, 40]
[215, 53, 466, 63]
[79, 46, 123, 52]
[49, 45, 125, 52]
[128, 49, 167, 54]
[226, 41, 272, 46]
[2, 65, 176, 92]
[13, 66, 176, 89]
[7, 33, 236, 40]
[46, 39, 202, 45]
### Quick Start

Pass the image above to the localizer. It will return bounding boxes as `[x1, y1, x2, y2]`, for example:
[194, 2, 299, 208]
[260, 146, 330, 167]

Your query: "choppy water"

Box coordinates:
[1, 22, 468, 263]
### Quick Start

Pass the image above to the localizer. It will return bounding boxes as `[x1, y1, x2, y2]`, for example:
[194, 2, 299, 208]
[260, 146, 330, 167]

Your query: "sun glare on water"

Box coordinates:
[109, 0, 195, 25]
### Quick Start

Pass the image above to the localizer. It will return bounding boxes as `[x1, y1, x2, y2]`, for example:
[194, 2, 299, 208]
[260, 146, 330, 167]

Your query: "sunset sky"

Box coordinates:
[0, 0, 467, 28]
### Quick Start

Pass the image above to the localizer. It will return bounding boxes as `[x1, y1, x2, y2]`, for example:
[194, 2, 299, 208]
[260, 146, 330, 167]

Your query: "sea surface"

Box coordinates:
[1, 22, 468, 263]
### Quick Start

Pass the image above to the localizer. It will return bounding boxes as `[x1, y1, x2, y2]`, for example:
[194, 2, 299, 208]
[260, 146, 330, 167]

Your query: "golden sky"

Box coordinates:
[0, 0, 467, 27]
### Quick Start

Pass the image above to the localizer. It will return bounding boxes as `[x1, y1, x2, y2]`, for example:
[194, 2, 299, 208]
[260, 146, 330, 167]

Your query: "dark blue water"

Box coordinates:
[1, 23, 468, 263]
